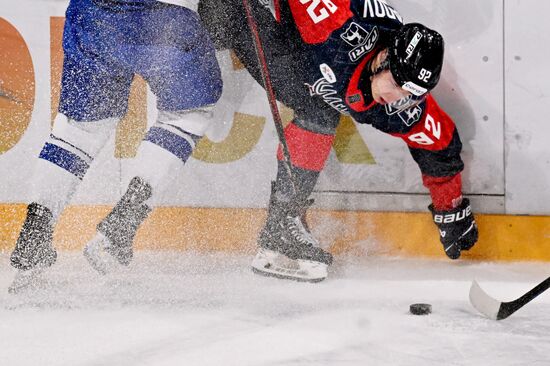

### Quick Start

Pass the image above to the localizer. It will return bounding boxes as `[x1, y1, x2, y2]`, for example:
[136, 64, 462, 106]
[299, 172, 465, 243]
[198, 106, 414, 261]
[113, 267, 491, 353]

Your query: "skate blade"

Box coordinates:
[83, 233, 118, 275]
[8, 267, 45, 294]
[251, 249, 328, 283]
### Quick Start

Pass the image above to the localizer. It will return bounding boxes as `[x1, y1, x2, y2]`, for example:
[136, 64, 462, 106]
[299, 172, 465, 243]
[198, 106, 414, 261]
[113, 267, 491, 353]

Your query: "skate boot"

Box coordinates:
[84, 176, 152, 274]
[251, 184, 333, 282]
[9, 203, 57, 293]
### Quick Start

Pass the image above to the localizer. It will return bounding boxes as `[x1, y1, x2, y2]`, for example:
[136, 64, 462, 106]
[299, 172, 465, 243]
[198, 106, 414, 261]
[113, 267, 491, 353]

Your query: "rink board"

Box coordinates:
[1, 204, 549, 261]
[0, 0, 548, 260]
[1, 0, 550, 216]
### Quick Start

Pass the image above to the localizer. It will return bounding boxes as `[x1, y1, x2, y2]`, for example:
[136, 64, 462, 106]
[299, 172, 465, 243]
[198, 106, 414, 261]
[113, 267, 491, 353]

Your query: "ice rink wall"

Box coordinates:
[1, 0, 549, 259]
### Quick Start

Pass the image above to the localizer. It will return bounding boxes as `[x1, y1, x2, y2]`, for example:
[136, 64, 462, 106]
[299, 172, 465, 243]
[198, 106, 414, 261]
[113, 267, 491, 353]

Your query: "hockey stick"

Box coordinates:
[241, 0, 297, 194]
[469, 278, 550, 320]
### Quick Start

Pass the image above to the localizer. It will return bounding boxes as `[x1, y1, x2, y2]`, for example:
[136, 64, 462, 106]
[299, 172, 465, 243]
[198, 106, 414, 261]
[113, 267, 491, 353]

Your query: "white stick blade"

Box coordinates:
[469, 280, 501, 320]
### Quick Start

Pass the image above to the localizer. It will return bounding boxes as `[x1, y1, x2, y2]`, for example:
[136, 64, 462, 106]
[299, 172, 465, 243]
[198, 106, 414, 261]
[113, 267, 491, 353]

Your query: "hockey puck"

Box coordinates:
[409, 303, 432, 315]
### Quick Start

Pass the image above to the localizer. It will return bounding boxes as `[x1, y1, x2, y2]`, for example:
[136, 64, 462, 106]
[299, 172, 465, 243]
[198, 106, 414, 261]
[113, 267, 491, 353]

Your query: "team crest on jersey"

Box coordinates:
[385, 96, 423, 126]
[305, 78, 350, 115]
[397, 105, 423, 126]
[385, 95, 418, 114]
[340, 23, 379, 62]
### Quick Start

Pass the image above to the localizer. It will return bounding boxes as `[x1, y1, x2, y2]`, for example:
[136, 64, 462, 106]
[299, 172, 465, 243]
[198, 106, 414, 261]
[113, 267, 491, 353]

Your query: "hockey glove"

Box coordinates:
[429, 198, 478, 260]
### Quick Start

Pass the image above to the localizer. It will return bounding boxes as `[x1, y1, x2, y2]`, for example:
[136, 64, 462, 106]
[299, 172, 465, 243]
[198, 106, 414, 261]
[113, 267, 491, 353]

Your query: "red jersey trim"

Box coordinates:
[274, 0, 281, 21]
[345, 48, 380, 112]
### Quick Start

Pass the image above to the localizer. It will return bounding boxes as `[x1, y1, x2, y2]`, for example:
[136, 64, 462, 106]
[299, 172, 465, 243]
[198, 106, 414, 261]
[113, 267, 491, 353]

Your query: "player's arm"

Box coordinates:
[390, 95, 462, 208]
[391, 95, 478, 259]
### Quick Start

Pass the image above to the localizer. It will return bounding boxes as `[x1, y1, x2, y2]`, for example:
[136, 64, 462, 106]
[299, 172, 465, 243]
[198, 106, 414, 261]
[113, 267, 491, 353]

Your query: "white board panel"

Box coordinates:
[504, 0, 550, 215]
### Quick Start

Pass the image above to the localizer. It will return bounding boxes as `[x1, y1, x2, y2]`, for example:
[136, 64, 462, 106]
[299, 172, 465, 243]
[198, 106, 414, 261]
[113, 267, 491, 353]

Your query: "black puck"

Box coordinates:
[409, 303, 432, 315]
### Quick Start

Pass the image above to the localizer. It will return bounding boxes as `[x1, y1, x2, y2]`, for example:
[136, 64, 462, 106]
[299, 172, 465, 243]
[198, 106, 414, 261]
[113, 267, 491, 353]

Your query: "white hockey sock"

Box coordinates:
[129, 107, 214, 202]
[31, 159, 81, 221]
[31, 114, 118, 222]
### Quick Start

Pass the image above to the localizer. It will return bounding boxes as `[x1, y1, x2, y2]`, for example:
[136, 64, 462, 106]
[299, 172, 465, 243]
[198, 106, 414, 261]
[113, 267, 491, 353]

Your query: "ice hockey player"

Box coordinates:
[198, 0, 478, 282]
[8, 0, 222, 292]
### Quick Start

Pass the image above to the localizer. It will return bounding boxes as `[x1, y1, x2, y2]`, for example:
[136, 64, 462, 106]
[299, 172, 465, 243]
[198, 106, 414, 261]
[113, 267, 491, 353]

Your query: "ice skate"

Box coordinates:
[83, 232, 120, 275]
[251, 184, 332, 283]
[9, 203, 57, 293]
[251, 246, 330, 283]
[84, 176, 152, 274]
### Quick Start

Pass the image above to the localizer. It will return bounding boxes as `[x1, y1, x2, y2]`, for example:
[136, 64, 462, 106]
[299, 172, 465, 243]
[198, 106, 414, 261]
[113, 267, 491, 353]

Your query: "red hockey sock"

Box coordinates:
[423, 173, 463, 211]
[276, 121, 334, 172]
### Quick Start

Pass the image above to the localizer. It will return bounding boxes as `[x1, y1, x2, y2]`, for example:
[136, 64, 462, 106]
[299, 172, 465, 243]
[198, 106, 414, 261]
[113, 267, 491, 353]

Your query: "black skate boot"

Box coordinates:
[252, 183, 333, 282]
[9, 203, 57, 293]
[10, 203, 57, 271]
[84, 176, 152, 274]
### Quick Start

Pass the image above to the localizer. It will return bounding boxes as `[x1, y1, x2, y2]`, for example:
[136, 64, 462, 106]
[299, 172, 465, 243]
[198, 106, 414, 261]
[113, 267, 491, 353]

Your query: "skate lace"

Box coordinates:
[286, 216, 320, 247]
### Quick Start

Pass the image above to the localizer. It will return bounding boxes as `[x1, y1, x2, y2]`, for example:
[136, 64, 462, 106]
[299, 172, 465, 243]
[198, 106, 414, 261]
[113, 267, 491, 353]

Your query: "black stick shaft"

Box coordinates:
[498, 277, 550, 320]
[515, 277, 550, 305]
[513, 277, 550, 306]
[241, 0, 297, 194]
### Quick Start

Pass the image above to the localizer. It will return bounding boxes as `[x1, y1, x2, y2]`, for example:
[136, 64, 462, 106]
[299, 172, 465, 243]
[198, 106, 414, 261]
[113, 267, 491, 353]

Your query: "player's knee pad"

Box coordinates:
[39, 114, 119, 179]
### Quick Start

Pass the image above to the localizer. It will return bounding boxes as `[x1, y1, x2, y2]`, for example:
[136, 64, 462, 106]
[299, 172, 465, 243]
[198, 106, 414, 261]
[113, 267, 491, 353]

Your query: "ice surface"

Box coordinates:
[1, 252, 550, 366]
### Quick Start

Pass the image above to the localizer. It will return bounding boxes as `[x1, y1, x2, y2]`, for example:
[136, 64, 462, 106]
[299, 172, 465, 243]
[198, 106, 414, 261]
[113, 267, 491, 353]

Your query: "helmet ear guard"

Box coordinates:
[387, 23, 445, 96]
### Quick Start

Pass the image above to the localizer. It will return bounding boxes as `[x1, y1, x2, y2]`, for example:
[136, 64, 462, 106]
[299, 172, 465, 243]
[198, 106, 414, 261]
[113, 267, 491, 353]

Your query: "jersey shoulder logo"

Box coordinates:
[385, 95, 424, 126]
[398, 105, 423, 126]
[385, 95, 419, 115]
[340, 23, 379, 62]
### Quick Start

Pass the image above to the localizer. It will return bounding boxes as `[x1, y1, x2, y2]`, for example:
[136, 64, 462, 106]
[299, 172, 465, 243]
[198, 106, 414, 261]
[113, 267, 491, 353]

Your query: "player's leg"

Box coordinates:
[8, 115, 121, 290]
[84, 4, 223, 273]
[9, 0, 133, 292]
[202, 0, 341, 281]
[11, 61, 130, 273]
[84, 107, 217, 274]
[251, 108, 340, 282]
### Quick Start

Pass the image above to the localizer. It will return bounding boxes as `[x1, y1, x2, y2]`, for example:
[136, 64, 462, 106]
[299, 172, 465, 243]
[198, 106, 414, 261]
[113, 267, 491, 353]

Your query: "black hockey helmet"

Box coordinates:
[387, 23, 444, 96]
